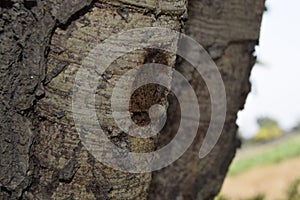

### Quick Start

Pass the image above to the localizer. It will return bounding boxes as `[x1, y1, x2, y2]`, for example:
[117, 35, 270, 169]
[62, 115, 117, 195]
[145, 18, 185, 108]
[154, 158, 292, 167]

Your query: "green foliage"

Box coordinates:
[228, 135, 300, 176]
[256, 117, 278, 128]
[215, 195, 230, 200]
[246, 194, 265, 200]
[253, 117, 282, 141]
[286, 179, 300, 200]
[215, 194, 265, 200]
[253, 126, 282, 141]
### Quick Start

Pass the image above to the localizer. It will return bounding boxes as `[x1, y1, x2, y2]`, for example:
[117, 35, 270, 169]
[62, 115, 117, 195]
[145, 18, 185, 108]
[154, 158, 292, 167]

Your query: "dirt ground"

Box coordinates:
[220, 156, 300, 200]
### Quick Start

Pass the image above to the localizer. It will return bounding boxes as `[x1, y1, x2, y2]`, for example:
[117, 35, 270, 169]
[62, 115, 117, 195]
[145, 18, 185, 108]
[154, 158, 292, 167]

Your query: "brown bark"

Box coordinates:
[149, 0, 266, 199]
[0, 0, 265, 199]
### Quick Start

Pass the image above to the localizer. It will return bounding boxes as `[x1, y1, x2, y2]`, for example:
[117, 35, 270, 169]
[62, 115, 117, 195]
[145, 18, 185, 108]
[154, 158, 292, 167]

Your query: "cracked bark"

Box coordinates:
[0, 0, 265, 199]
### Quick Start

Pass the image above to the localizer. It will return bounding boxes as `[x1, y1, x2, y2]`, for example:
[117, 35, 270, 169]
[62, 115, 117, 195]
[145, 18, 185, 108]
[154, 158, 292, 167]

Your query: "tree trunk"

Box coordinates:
[0, 0, 265, 199]
[149, 0, 266, 199]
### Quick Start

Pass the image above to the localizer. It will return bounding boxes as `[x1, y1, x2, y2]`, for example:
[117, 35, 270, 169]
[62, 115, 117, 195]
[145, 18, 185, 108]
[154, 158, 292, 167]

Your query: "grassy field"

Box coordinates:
[228, 133, 300, 176]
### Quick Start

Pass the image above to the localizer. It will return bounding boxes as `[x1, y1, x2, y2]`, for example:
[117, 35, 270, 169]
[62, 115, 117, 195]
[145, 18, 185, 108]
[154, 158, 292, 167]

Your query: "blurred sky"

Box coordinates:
[237, 0, 300, 138]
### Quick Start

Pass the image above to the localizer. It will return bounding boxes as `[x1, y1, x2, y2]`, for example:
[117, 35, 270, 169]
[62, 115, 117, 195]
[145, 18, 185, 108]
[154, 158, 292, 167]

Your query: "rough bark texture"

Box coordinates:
[0, 0, 265, 199]
[149, 0, 266, 199]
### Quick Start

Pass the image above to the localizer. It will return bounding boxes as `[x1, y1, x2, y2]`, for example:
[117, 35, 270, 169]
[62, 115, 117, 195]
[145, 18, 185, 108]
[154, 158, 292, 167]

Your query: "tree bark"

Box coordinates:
[149, 0, 266, 199]
[0, 0, 265, 199]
